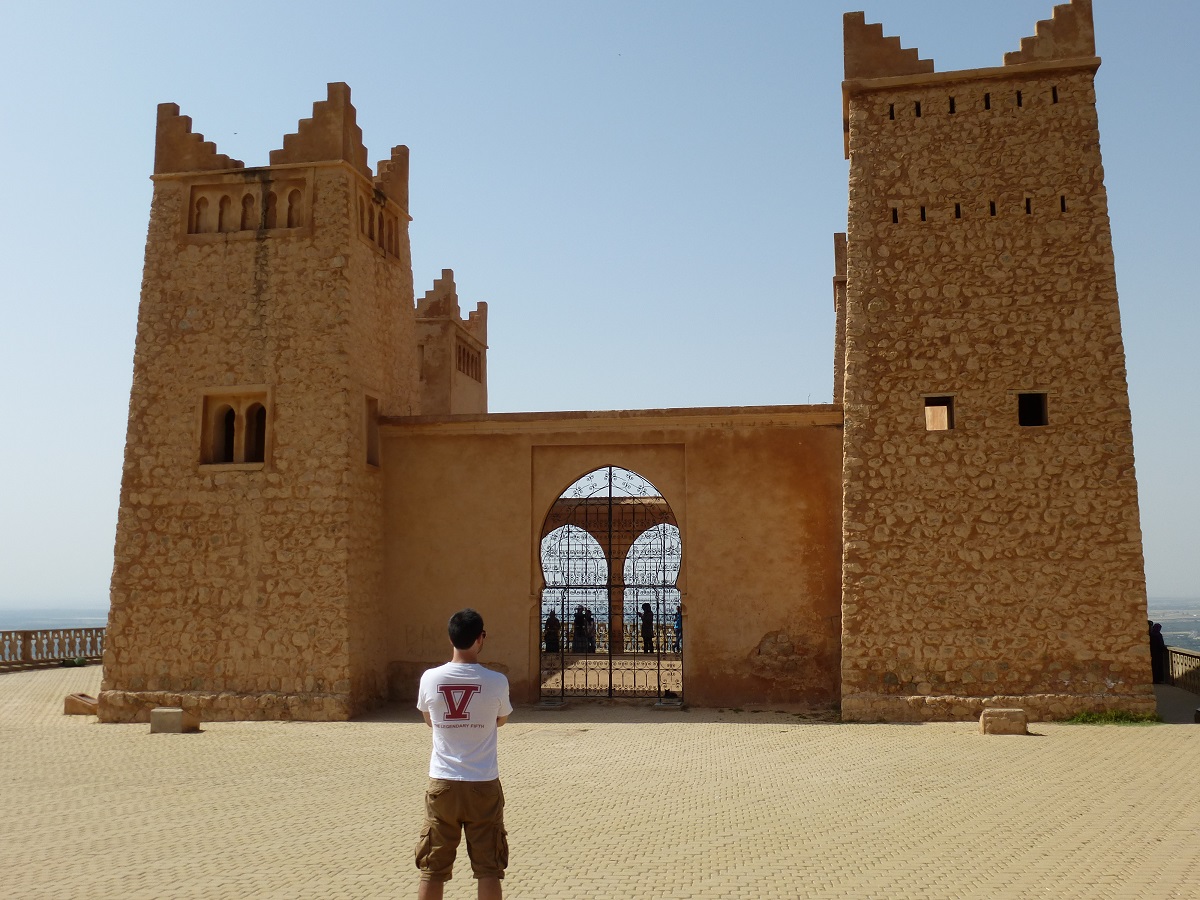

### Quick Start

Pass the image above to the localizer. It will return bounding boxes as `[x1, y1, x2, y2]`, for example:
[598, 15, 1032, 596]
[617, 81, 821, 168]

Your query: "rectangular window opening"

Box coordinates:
[888, 103, 895, 121]
[1017, 392, 1048, 427]
[1052, 85, 1059, 104]
[920, 206, 926, 222]
[891, 207, 898, 224]
[924, 396, 955, 431]
[954, 202, 962, 219]
[365, 396, 381, 466]
[989, 200, 997, 217]
[915, 100, 922, 118]
[949, 96, 956, 114]
[1025, 197, 1032, 215]
[1016, 90, 1023, 108]
[1060, 195, 1067, 212]
[984, 92, 991, 110]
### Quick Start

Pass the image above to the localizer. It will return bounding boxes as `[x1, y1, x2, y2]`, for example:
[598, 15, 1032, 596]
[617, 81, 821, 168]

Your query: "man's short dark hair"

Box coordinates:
[448, 608, 485, 649]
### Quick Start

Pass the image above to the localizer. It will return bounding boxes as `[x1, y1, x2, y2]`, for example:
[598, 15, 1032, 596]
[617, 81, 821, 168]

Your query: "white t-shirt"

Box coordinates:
[417, 661, 513, 781]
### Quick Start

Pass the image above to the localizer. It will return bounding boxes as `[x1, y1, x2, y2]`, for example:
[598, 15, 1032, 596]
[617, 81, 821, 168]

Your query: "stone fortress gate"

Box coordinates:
[101, 0, 1156, 723]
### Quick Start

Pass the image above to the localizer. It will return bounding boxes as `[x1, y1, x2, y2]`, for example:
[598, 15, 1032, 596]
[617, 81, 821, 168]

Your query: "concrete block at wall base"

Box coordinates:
[980, 707, 1028, 735]
[63, 693, 98, 716]
[150, 707, 200, 734]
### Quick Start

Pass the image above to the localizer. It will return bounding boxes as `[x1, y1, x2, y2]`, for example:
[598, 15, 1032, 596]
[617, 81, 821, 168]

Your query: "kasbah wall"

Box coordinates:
[100, 0, 1156, 724]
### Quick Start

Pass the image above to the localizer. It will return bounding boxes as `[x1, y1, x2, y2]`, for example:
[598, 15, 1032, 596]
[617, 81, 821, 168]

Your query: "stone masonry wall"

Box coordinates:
[840, 61, 1154, 721]
[102, 161, 408, 722]
[344, 177, 418, 711]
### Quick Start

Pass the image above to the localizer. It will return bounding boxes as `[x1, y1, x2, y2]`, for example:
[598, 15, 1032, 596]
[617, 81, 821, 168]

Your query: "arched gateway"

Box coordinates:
[538, 466, 682, 702]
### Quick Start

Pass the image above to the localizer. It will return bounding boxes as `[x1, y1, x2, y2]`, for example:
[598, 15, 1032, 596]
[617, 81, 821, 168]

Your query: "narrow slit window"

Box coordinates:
[920, 206, 926, 222]
[1017, 392, 1048, 427]
[1016, 90, 1023, 108]
[924, 396, 954, 432]
[209, 406, 236, 464]
[245, 403, 266, 463]
[365, 396, 380, 467]
[888, 103, 895, 121]
[1060, 195, 1067, 212]
[989, 200, 997, 217]
[891, 207, 898, 224]
[1025, 197, 1032, 215]
[984, 92, 991, 110]
[954, 202, 962, 219]
[949, 96, 956, 114]
[1052, 85, 1059, 104]
[914, 100, 922, 118]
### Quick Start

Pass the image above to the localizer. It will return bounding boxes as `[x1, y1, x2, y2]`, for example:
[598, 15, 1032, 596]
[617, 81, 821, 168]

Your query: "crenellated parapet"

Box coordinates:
[416, 269, 488, 415]
[375, 144, 410, 213]
[1005, 0, 1095, 66]
[269, 82, 371, 178]
[154, 103, 243, 175]
[843, 11, 933, 81]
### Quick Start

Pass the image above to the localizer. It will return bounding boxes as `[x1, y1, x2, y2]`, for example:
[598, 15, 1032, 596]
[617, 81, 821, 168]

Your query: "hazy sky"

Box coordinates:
[1, 1, 1196, 608]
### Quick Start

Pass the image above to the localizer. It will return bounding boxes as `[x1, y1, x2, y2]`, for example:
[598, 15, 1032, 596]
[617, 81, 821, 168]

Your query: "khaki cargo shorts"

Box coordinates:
[414, 778, 508, 883]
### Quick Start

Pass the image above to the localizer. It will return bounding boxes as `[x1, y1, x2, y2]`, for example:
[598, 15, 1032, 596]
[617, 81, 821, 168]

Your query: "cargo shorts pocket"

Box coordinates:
[414, 825, 434, 871]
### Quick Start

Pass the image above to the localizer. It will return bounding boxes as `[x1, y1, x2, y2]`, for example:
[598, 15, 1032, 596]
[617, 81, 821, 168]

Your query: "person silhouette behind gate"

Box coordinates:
[571, 606, 589, 653]
[640, 602, 654, 654]
[543, 610, 560, 653]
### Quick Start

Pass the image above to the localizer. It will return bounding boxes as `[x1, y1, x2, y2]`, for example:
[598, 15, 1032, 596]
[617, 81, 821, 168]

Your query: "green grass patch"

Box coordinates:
[1063, 709, 1162, 725]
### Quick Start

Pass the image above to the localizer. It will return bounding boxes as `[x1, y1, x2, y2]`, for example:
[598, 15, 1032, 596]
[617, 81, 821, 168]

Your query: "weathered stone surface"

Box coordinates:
[63, 693, 98, 716]
[980, 707, 1028, 735]
[838, 1, 1154, 723]
[149, 706, 200, 733]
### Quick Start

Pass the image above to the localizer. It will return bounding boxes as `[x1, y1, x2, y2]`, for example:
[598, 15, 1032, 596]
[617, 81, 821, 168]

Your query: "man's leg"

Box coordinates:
[416, 780, 461, 897]
[463, 780, 507, 897]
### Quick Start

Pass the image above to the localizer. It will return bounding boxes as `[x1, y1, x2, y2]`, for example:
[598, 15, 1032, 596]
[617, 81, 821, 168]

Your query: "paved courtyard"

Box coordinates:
[2, 666, 1198, 899]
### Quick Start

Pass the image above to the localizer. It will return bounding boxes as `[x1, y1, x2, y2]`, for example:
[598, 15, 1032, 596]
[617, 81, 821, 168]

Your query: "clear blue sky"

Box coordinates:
[1, 1, 1196, 608]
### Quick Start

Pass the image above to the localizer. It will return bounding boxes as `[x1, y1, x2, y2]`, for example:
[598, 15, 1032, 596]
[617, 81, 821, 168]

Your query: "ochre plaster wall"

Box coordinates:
[381, 408, 843, 709]
[839, 37, 1153, 720]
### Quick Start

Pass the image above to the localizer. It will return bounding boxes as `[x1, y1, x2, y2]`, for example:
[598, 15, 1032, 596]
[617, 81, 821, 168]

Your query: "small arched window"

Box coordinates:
[201, 392, 269, 467]
[287, 190, 303, 228]
[210, 405, 236, 463]
[192, 196, 210, 234]
[217, 195, 232, 232]
[240, 193, 256, 230]
[377, 211, 385, 248]
[245, 403, 266, 462]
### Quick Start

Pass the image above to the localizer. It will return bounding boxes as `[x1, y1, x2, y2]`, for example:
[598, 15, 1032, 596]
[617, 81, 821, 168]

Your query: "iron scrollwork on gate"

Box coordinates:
[539, 466, 682, 701]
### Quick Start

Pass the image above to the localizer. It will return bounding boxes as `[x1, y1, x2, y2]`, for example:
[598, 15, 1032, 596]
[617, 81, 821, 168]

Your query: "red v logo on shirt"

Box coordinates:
[438, 684, 482, 720]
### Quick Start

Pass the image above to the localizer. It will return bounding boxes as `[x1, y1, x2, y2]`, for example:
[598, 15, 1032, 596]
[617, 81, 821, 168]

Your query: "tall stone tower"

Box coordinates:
[101, 84, 420, 721]
[838, 0, 1155, 720]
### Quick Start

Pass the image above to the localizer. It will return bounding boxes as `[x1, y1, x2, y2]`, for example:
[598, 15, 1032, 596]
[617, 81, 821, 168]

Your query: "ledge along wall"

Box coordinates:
[380, 407, 844, 709]
[838, 0, 1156, 721]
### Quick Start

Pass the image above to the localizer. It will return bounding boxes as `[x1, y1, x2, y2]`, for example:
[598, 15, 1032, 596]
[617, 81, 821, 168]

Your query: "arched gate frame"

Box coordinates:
[538, 466, 683, 701]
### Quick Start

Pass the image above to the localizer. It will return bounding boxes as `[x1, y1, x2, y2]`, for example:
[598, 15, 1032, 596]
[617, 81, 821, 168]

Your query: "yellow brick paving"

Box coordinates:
[2, 668, 1199, 899]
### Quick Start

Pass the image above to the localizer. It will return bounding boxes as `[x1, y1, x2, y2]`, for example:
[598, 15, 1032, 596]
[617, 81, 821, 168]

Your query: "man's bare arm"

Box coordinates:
[497, 716, 508, 727]
[422, 710, 432, 727]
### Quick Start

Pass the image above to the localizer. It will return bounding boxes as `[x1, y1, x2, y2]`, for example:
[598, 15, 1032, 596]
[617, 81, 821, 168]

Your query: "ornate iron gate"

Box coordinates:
[539, 466, 682, 701]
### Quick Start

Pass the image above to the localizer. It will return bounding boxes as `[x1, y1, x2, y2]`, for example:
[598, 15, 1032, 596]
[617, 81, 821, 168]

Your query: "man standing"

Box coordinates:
[415, 609, 512, 899]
